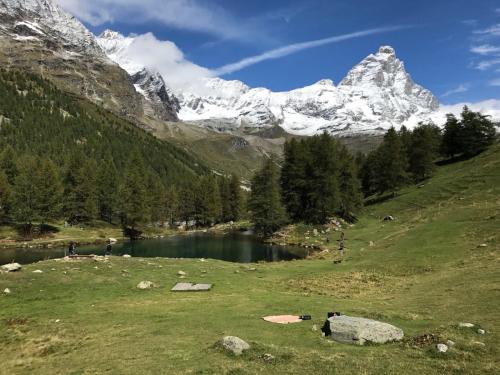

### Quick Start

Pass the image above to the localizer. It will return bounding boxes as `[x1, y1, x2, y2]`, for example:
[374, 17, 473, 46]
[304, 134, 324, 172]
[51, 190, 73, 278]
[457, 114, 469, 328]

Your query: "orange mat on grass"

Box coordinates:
[262, 315, 303, 324]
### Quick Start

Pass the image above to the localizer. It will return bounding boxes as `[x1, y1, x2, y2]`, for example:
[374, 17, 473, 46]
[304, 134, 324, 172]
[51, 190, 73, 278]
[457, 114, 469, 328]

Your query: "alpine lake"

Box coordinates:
[0, 232, 308, 265]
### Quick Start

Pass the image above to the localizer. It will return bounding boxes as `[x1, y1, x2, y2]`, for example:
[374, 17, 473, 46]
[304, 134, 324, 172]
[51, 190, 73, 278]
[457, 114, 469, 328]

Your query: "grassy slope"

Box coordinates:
[0, 145, 499, 374]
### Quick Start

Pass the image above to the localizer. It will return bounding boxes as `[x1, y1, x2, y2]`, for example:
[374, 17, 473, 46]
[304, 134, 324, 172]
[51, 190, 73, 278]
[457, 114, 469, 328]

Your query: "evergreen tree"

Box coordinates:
[96, 156, 119, 223]
[408, 124, 441, 182]
[0, 170, 11, 223]
[119, 152, 149, 230]
[36, 159, 63, 224]
[163, 186, 179, 226]
[460, 106, 497, 156]
[0, 145, 18, 185]
[441, 114, 463, 158]
[338, 153, 363, 220]
[228, 174, 242, 222]
[63, 155, 98, 223]
[281, 139, 309, 221]
[249, 158, 287, 236]
[373, 128, 408, 195]
[219, 177, 232, 222]
[11, 156, 39, 227]
[178, 183, 196, 227]
[305, 133, 341, 224]
[194, 176, 222, 227]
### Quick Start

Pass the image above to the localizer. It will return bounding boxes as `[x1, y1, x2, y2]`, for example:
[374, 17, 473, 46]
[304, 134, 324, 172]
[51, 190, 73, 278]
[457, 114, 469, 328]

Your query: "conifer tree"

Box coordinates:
[228, 174, 242, 222]
[249, 158, 287, 236]
[0, 145, 18, 185]
[11, 156, 39, 229]
[373, 127, 408, 195]
[460, 106, 496, 156]
[163, 186, 179, 226]
[119, 152, 148, 230]
[194, 176, 222, 227]
[96, 156, 119, 223]
[0, 170, 11, 223]
[338, 153, 363, 220]
[36, 159, 63, 224]
[408, 124, 441, 182]
[64, 155, 98, 223]
[441, 114, 463, 158]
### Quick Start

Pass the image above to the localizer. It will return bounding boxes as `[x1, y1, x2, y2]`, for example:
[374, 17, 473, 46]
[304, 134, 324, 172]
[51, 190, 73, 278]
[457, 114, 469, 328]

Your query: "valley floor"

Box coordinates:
[0, 145, 499, 374]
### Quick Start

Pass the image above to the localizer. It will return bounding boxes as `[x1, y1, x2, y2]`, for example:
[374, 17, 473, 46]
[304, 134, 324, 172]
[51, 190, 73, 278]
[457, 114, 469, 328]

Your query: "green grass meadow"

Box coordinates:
[1, 145, 499, 374]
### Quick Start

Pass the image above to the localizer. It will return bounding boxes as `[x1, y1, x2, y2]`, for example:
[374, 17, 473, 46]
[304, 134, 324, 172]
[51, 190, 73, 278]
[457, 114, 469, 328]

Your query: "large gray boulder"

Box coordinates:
[328, 316, 403, 345]
[1, 263, 22, 272]
[221, 336, 250, 355]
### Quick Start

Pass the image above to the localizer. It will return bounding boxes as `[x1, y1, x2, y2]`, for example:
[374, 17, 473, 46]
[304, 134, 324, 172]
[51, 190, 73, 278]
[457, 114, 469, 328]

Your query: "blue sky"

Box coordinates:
[57, 0, 499, 104]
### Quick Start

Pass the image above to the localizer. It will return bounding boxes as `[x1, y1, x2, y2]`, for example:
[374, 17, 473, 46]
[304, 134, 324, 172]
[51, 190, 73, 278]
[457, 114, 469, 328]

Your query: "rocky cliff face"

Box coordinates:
[0, 0, 143, 120]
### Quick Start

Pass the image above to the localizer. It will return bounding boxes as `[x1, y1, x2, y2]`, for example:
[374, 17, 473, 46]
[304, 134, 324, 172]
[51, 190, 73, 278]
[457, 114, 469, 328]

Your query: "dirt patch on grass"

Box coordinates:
[286, 271, 404, 298]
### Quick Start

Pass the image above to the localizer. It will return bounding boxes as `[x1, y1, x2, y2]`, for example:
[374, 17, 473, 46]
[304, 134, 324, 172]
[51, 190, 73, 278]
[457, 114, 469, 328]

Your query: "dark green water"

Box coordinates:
[0, 232, 307, 265]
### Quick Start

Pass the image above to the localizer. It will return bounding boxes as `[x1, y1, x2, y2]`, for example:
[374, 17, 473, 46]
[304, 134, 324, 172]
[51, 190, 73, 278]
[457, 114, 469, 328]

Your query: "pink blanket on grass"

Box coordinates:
[262, 315, 303, 324]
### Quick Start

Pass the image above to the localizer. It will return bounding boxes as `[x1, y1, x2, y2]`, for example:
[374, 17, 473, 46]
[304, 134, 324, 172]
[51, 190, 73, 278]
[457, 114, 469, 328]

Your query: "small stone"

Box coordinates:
[477, 244, 487, 248]
[369, 241, 375, 247]
[383, 215, 395, 221]
[55, 319, 61, 323]
[477, 329, 485, 335]
[313, 229, 318, 236]
[1, 263, 22, 272]
[137, 281, 156, 290]
[312, 324, 318, 331]
[260, 353, 275, 362]
[458, 322, 474, 328]
[446, 340, 455, 347]
[32, 270, 43, 274]
[122, 254, 132, 258]
[3, 288, 11, 294]
[177, 271, 187, 276]
[221, 336, 250, 355]
[472, 341, 485, 346]
[436, 344, 448, 353]
[248, 267, 257, 271]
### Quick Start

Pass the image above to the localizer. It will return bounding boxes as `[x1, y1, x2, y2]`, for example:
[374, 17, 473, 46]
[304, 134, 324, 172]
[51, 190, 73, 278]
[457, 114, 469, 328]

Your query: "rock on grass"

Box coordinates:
[220, 336, 250, 355]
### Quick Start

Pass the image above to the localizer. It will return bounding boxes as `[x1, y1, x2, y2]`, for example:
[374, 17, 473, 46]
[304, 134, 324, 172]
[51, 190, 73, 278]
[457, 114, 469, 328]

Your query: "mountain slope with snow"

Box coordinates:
[97, 30, 441, 136]
[0, 0, 143, 119]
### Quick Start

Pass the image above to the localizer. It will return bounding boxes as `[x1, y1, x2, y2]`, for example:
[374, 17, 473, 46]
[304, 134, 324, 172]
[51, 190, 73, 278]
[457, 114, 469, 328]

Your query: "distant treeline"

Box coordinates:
[0, 70, 243, 236]
[249, 107, 498, 236]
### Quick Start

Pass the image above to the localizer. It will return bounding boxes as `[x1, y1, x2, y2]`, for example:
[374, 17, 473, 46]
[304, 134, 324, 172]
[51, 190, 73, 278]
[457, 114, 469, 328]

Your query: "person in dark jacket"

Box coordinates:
[68, 242, 76, 256]
[105, 241, 112, 256]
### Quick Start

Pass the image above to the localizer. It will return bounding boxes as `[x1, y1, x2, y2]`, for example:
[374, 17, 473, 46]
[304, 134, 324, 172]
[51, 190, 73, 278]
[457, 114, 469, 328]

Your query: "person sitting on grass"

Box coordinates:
[68, 242, 76, 256]
[105, 241, 112, 256]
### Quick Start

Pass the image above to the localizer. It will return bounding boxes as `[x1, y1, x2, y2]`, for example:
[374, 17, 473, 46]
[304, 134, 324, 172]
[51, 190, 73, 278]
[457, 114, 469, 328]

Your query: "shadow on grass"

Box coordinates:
[14, 223, 60, 241]
[364, 193, 397, 207]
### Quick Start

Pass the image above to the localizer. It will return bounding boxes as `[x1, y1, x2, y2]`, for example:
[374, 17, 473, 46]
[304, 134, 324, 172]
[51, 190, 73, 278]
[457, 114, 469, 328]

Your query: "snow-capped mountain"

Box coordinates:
[97, 29, 439, 136]
[0, 0, 102, 55]
[0, 0, 143, 119]
[177, 46, 439, 136]
[97, 30, 179, 121]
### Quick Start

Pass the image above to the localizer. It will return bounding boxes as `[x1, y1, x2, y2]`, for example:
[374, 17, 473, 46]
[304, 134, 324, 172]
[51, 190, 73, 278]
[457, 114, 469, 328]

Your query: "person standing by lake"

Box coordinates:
[68, 242, 76, 256]
[105, 240, 112, 256]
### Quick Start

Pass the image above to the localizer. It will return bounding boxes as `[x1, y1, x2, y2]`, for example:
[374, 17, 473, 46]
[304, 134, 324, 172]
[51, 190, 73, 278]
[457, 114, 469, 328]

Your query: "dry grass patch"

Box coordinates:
[286, 271, 406, 299]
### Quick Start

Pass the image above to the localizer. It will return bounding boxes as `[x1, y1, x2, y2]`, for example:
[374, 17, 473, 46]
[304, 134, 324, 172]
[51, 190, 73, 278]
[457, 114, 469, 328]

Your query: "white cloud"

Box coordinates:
[470, 44, 500, 55]
[473, 23, 500, 37]
[103, 32, 211, 92]
[212, 26, 410, 75]
[55, 0, 264, 42]
[441, 84, 469, 97]
[490, 78, 500, 86]
[475, 58, 500, 70]
[432, 99, 500, 124]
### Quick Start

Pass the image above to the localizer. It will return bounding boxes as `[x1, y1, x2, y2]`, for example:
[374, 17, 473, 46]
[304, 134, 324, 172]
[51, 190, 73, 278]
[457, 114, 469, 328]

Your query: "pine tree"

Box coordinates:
[12, 156, 39, 228]
[338, 153, 363, 220]
[281, 139, 309, 221]
[441, 114, 463, 158]
[373, 128, 408, 195]
[0, 145, 18, 185]
[36, 159, 63, 224]
[96, 156, 119, 223]
[194, 176, 222, 227]
[460, 106, 497, 156]
[228, 175, 242, 222]
[163, 186, 179, 226]
[64, 155, 98, 223]
[249, 158, 287, 236]
[219, 177, 232, 222]
[0, 170, 11, 223]
[119, 152, 148, 230]
[408, 124, 441, 182]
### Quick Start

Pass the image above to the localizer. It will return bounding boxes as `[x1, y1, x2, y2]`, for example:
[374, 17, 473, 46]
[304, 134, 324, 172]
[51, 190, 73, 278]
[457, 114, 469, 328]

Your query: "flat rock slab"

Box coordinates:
[1, 263, 22, 272]
[171, 282, 213, 292]
[262, 315, 303, 324]
[328, 315, 404, 345]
